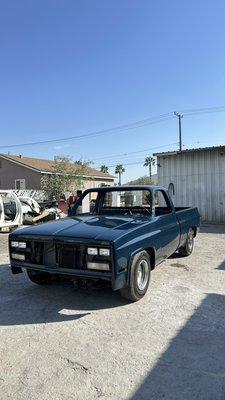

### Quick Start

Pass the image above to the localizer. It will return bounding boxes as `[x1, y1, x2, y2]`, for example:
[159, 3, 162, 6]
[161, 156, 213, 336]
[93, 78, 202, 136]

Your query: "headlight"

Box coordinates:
[99, 248, 110, 256]
[18, 242, 26, 249]
[11, 253, 25, 261]
[87, 262, 110, 271]
[87, 247, 98, 255]
[11, 241, 19, 248]
[11, 241, 26, 249]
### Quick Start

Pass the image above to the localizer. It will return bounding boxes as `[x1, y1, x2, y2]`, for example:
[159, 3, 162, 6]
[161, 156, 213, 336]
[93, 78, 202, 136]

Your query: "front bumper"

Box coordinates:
[11, 259, 112, 280]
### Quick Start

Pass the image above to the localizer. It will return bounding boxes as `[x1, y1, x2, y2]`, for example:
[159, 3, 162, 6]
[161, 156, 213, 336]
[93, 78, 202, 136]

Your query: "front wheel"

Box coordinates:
[178, 229, 195, 256]
[120, 251, 151, 302]
[27, 269, 53, 284]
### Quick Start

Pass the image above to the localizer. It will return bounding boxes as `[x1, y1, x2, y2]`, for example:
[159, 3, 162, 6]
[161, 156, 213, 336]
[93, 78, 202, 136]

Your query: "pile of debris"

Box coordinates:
[0, 191, 67, 232]
[20, 197, 67, 225]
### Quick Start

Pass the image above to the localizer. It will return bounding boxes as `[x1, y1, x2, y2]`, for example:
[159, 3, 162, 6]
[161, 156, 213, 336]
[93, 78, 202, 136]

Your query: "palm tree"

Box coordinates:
[100, 165, 109, 173]
[115, 164, 125, 185]
[144, 156, 155, 179]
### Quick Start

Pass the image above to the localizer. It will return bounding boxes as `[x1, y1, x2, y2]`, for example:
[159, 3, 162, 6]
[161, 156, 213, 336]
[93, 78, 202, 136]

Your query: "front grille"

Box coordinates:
[24, 241, 84, 270]
[58, 245, 77, 269]
[43, 242, 56, 267]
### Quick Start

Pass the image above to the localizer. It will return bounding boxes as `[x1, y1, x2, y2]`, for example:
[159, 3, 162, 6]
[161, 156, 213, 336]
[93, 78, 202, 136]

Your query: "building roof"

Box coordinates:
[0, 154, 115, 180]
[153, 145, 225, 157]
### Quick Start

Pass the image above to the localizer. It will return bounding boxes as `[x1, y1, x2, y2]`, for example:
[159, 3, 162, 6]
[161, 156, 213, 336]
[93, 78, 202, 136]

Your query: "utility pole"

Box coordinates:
[174, 112, 183, 151]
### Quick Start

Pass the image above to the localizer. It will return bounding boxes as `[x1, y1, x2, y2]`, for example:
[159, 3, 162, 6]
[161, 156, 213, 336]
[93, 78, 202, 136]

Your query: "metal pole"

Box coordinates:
[174, 112, 183, 151]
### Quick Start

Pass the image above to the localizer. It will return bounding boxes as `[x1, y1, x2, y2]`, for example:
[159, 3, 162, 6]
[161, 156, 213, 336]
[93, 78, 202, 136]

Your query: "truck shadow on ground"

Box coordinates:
[130, 293, 225, 400]
[168, 252, 185, 260]
[0, 264, 129, 326]
[217, 260, 225, 270]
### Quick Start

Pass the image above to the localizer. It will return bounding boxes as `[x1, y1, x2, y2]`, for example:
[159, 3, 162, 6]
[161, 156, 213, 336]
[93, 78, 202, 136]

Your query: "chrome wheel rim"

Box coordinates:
[137, 259, 149, 290]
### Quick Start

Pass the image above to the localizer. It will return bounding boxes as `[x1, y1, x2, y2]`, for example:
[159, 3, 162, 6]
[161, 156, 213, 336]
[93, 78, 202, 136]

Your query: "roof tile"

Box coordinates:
[0, 154, 115, 179]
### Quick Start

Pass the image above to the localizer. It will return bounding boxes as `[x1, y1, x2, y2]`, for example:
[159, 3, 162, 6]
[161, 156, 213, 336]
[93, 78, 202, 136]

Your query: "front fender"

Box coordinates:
[113, 231, 158, 290]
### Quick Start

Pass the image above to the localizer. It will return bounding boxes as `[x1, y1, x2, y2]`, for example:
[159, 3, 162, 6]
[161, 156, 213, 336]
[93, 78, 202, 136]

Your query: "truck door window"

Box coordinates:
[70, 191, 99, 215]
[154, 190, 172, 215]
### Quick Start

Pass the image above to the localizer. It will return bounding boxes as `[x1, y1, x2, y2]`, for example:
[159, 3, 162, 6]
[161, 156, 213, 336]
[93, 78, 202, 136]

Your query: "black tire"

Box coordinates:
[178, 229, 195, 257]
[120, 251, 151, 302]
[27, 269, 53, 285]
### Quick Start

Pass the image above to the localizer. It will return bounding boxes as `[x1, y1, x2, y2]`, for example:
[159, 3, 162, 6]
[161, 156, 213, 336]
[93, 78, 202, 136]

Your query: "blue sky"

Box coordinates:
[1, 0, 225, 182]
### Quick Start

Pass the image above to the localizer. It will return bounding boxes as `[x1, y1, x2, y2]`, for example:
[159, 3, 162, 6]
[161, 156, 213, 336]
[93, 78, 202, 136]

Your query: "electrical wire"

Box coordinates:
[92, 142, 179, 161]
[181, 105, 225, 114]
[0, 105, 225, 150]
[0, 114, 173, 149]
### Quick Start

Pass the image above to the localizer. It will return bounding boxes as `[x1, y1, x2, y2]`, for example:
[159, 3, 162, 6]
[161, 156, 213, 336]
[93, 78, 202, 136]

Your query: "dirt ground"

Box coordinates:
[0, 225, 225, 400]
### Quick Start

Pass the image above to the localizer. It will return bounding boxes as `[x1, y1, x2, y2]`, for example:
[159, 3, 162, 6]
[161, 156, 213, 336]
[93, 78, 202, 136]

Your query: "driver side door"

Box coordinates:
[153, 189, 180, 259]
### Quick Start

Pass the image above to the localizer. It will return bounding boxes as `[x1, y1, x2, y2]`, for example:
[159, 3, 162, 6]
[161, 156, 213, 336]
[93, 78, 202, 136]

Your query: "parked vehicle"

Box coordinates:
[0, 191, 23, 232]
[9, 186, 200, 301]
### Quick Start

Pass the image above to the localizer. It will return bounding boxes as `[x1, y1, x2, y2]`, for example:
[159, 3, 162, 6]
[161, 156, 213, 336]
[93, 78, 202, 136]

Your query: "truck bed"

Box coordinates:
[175, 206, 200, 245]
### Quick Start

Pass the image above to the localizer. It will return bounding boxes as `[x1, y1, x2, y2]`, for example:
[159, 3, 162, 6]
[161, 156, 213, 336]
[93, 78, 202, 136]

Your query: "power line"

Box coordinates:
[180, 105, 225, 114]
[0, 113, 173, 149]
[0, 105, 225, 150]
[95, 140, 205, 168]
[92, 142, 179, 162]
[106, 160, 148, 168]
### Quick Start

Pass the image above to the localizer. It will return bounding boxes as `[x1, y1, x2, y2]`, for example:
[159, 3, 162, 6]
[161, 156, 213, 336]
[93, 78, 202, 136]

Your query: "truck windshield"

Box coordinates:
[71, 189, 152, 217]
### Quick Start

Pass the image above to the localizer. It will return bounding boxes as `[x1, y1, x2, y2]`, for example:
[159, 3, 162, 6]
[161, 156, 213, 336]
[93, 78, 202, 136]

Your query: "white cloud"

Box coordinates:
[53, 144, 70, 150]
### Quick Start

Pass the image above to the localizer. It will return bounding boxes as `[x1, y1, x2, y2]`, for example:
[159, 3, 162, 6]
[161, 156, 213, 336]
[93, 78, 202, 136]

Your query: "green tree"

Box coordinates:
[100, 165, 109, 173]
[41, 156, 89, 199]
[115, 164, 125, 185]
[143, 156, 155, 179]
[126, 175, 155, 186]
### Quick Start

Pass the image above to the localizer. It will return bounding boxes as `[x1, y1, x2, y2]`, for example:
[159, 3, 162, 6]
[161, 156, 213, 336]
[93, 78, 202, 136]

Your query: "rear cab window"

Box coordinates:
[71, 189, 152, 217]
[154, 190, 172, 216]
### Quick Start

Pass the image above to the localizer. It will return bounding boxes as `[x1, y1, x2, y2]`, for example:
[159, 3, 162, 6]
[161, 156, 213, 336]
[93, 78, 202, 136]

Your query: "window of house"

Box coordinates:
[15, 179, 26, 190]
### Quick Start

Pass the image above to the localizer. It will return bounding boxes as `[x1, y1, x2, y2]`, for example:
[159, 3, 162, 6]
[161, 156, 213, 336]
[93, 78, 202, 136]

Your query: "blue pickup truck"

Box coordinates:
[9, 186, 200, 301]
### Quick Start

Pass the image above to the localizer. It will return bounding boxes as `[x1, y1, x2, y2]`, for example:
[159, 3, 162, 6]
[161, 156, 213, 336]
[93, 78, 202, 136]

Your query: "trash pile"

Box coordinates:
[19, 196, 67, 225]
[0, 191, 68, 232]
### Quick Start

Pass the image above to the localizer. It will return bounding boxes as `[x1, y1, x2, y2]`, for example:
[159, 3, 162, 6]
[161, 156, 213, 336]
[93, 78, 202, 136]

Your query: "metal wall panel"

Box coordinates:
[157, 149, 225, 222]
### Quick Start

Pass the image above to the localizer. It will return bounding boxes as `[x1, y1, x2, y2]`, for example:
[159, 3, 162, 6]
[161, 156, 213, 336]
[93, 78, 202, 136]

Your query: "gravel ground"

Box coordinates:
[0, 225, 225, 400]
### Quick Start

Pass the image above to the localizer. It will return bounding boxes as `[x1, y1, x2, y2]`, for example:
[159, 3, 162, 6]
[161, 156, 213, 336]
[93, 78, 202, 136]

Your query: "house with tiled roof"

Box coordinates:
[0, 154, 115, 191]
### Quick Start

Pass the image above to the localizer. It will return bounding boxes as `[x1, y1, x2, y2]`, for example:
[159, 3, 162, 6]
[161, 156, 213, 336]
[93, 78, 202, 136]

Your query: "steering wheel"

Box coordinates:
[132, 206, 151, 216]
[124, 209, 133, 216]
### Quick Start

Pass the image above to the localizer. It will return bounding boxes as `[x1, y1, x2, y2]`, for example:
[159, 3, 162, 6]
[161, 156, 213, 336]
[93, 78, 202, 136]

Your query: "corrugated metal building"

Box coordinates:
[153, 146, 225, 223]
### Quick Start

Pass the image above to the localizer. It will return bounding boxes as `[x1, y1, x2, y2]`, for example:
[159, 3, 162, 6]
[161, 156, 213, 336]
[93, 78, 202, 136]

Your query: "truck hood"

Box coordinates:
[12, 215, 150, 242]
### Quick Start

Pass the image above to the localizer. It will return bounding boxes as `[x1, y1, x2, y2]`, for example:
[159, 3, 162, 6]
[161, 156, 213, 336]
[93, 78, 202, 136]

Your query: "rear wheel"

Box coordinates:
[178, 229, 195, 256]
[120, 251, 151, 302]
[27, 269, 53, 284]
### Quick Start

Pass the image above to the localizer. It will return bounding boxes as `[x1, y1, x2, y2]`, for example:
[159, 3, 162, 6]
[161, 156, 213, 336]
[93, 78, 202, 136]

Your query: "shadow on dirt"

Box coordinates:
[200, 224, 225, 234]
[217, 260, 225, 270]
[169, 252, 185, 260]
[0, 264, 129, 326]
[130, 293, 225, 400]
